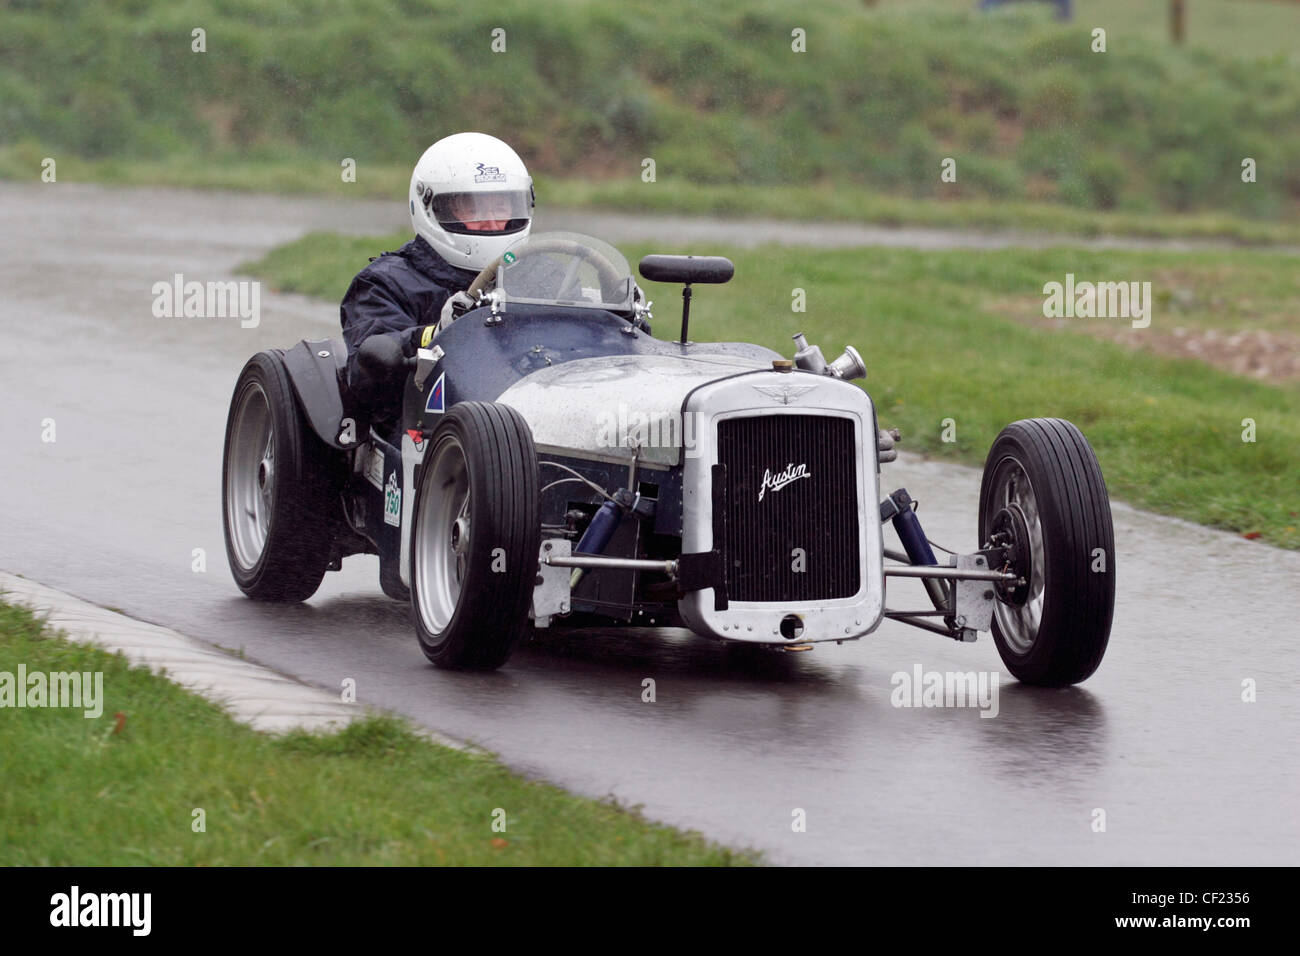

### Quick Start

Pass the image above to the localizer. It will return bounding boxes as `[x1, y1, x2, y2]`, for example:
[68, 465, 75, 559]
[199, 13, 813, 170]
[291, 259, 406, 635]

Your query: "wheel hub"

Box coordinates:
[989, 505, 1032, 606]
[450, 516, 470, 555]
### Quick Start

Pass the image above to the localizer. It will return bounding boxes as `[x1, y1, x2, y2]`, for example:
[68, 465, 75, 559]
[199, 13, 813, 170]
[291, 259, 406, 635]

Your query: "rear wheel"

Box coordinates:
[978, 418, 1115, 686]
[409, 402, 540, 670]
[222, 351, 337, 602]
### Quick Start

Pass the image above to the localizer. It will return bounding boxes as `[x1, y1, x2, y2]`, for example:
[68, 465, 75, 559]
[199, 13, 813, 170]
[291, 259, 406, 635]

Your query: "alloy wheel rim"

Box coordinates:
[414, 434, 471, 636]
[227, 382, 274, 570]
[987, 456, 1046, 655]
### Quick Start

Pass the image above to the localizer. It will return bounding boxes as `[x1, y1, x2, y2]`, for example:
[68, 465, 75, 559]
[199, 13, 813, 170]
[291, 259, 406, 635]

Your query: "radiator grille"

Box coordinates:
[715, 414, 860, 602]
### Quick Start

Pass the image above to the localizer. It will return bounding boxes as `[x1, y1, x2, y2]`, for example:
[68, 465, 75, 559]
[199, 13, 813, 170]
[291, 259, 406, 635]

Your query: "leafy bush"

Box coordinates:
[1081, 154, 1128, 210]
[960, 155, 1026, 200]
[1155, 149, 1213, 212]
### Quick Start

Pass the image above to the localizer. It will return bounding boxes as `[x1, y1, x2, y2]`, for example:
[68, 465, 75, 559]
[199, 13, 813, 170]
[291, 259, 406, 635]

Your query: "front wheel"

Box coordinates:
[409, 402, 540, 670]
[978, 418, 1115, 686]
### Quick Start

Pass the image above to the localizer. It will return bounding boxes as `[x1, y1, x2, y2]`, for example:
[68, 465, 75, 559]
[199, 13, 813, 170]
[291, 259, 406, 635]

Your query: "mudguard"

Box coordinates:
[281, 337, 358, 449]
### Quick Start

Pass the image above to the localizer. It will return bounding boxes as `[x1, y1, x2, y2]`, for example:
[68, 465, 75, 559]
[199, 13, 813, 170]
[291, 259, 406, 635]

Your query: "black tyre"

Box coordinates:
[222, 351, 337, 602]
[409, 402, 540, 670]
[978, 418, 1115, 686]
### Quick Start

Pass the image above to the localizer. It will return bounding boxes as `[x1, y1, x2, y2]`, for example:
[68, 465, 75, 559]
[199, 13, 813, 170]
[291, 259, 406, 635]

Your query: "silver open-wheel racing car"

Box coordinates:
[222, 231, 1115, 684]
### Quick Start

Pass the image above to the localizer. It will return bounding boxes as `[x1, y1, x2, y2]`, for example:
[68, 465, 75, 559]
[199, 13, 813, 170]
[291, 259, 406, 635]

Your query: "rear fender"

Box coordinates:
[281, 338, 360, 450]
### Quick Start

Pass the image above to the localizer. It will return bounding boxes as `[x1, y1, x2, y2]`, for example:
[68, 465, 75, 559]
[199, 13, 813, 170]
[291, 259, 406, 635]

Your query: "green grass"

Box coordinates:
[243, 231, 1300, 550]
[3, 0, 1299, 225]
[0, 601, 754, 865]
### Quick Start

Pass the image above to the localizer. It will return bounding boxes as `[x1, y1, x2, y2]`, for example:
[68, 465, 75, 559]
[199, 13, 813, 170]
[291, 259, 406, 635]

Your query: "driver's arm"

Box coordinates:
[340, 273, 425, 406]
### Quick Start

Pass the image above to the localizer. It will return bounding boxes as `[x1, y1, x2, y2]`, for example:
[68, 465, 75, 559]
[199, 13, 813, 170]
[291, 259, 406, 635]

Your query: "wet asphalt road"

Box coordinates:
[2, 183, 1297, 865]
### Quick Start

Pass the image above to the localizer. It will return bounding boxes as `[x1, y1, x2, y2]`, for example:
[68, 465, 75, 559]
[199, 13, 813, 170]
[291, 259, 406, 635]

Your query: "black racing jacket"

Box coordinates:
[339, 235, 480, 412]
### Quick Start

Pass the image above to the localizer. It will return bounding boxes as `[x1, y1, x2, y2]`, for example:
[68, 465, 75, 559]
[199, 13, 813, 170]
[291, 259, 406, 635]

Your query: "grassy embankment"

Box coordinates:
[0, 600, 753, 865]
[2, 0, 1299, 241]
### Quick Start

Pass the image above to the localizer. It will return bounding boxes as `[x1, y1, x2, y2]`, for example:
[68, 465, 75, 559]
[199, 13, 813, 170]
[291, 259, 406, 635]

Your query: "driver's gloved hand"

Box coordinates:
[436, 291, 477, 335]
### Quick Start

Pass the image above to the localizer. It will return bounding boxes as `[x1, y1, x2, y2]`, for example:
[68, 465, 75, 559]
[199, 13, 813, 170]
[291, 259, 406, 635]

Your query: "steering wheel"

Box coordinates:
[466, 237, 627, 303]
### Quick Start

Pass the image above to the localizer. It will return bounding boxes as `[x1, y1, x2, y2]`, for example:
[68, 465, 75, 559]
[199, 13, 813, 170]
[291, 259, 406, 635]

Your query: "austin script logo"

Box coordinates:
[758, 463, 811, 502]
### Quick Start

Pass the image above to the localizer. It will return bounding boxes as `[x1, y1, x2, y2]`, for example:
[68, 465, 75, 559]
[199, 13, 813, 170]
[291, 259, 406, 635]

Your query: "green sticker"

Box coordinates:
[503, 252, 516, 264]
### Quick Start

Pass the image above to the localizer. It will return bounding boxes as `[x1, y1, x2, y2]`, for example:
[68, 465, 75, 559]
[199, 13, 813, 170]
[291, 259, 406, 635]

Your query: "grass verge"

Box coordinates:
[0, 600, 754, 865]
[243, 232, 1300, 550]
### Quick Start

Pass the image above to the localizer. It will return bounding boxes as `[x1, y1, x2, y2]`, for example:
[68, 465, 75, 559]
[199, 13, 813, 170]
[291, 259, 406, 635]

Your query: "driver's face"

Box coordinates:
[451, 194, 513, 232]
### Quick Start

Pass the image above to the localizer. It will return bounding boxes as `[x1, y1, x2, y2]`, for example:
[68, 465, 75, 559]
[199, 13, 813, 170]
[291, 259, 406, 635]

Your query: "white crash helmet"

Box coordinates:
[409, 132, 534, 272]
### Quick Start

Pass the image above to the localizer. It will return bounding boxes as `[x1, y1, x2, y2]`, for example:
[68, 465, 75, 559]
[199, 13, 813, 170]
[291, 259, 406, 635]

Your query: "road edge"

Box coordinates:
[0, 570, 468, 749]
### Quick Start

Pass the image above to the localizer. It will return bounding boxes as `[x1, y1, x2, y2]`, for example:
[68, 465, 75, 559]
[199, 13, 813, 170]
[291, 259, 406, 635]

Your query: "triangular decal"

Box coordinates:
[424, 372, 445, 413]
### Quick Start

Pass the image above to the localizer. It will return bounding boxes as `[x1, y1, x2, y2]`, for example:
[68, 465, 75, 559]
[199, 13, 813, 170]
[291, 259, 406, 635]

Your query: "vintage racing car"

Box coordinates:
[222, 232, 1115, 684]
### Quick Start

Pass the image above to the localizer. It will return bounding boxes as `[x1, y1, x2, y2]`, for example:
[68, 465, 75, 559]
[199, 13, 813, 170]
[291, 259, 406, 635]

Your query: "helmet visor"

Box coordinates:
[430, 190, 532, 235]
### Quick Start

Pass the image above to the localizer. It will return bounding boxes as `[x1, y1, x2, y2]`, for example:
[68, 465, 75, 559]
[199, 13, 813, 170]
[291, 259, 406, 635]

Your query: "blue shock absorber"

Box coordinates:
[570, 497, 625, 588]
[884, 488, 937, 566]
[881, 488, 950, 613]
[575, 498, 623, 555]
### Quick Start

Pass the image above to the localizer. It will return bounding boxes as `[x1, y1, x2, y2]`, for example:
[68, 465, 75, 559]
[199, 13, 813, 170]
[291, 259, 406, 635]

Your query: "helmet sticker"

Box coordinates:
[473, 163, 507, 183]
